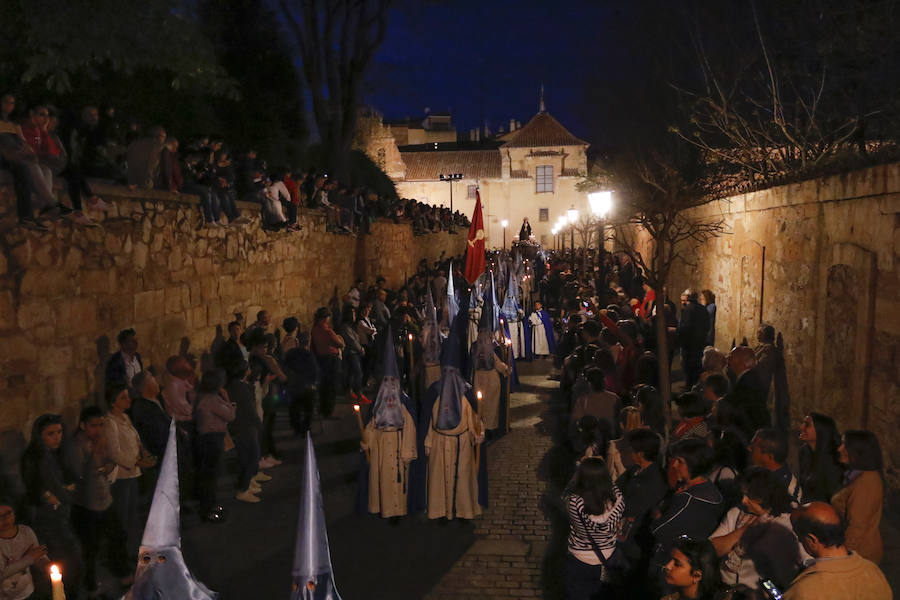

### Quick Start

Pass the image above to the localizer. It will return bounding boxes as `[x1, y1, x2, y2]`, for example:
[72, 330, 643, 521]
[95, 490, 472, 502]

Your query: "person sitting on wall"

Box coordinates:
[126, 125, 166, 190]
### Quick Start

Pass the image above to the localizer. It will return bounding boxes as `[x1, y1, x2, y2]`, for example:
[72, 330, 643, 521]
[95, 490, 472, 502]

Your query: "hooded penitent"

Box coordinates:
[501, 269, 519, 320]
[125, 421, 216, 600]
[446, 261, 459, 325]
[373, 326, 405, 430]
[291, 433, 341, 600]
[435, 310, 471, 430]
[419, 288, 441, 364]
[472, 284, 497, 371]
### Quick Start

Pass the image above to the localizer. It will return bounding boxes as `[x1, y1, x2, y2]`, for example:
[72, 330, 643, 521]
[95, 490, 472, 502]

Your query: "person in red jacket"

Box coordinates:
[19, 104, 73, 222]
[310, 307, 345, 419]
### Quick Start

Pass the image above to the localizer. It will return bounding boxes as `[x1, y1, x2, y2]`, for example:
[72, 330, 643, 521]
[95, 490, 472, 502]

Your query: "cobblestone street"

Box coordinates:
[425, 359, 570, 599]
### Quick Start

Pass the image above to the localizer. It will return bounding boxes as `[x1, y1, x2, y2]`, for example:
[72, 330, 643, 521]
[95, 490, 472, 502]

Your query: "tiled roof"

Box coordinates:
[510, 169, 530, 179]
[503, 111, 588, 148]
[400, 150, 502, 180]
[561, 168, 582, 177]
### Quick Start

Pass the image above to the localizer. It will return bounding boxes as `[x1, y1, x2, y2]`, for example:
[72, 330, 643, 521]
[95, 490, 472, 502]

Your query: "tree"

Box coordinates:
[198, 0, 308, 163]
[0, 0, 234, 97]
[278, 0, 391, 179]
[584, 140, 725, 420]
[670, 0, 900, 190]
[575, 1, 727, 418]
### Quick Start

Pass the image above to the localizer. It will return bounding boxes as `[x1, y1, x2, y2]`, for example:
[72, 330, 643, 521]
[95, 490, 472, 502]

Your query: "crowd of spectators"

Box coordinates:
[0, 253, 466, 599]
[539, 248, 892, 599]
[0, 94, 469, 233]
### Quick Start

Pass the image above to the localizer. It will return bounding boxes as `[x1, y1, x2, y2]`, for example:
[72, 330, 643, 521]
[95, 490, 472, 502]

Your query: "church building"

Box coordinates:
[361, 97, 591, 249]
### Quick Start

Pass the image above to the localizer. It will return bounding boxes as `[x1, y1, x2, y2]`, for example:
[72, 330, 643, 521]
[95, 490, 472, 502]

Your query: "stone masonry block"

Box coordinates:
[17, 300, 53, 330]
[56, 297, 98, 336]
[134, 289, 165, 320]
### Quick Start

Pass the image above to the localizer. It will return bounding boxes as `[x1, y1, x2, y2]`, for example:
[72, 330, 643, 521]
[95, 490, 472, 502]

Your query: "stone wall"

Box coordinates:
[667, 163, 900, 490]
[0, 182, 465, 441]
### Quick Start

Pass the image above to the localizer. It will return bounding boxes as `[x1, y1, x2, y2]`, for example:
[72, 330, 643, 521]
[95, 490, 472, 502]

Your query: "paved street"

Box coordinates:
[174, 359, 565, 600]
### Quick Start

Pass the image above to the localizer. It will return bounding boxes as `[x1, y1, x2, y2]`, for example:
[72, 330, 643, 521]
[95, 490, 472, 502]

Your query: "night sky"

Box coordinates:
[363, 0, 621, 148]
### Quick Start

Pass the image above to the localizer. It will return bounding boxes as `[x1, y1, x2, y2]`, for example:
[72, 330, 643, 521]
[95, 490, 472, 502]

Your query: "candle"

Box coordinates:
[353, 404, 369, 463]
[50, 564, 65, 600]
[407, 333, 415, 378]
[474, 391, 484, 466]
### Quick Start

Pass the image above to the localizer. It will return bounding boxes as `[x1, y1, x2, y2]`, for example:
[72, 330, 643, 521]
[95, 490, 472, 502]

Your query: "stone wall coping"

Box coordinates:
[0, 172, 443, 230]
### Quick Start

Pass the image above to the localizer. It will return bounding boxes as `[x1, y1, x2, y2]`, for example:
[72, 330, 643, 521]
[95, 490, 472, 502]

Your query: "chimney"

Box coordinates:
[510, 118, 516, 132]
[517, 120, 522, 129]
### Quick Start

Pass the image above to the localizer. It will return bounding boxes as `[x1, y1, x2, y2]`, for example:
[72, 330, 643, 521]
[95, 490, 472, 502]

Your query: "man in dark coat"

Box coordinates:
[677, 289, 710, 388]
[105, 328, 143, 389]
[727, 345, 771, 430]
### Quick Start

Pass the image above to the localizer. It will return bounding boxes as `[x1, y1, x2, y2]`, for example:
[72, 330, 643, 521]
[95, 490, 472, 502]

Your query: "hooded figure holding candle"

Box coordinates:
[470, 278, 510, 433]
[422, 309, 487, 520]
[359, 326, 418, 518]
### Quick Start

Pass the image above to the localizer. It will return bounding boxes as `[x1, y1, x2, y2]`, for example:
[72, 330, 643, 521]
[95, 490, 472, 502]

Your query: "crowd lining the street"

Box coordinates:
[0, 219, 893, 599]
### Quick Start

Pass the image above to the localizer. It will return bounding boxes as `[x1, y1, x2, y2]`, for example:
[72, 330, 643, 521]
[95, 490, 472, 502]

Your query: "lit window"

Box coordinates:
[539, 208, 549, 222]
[467, 184, 477, 199]
[536, 165, 553, 193]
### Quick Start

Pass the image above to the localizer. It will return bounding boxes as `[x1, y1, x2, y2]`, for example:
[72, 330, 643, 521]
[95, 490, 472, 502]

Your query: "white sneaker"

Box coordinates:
[258, 457, 276, 469]
[235, 490, 261, 503]
[267, 456, 283, 466]
[87, 197, 113, 211]
[253, 472, 272, 482]
[71, 211, 99, 227]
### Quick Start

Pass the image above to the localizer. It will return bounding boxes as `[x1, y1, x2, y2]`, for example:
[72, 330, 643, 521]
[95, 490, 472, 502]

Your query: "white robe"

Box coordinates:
[507, 318, 525, 359]
[529, 312, 550, 356]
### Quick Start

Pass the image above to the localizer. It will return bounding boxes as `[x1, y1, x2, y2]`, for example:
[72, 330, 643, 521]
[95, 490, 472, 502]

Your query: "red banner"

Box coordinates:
[464, 190, 486, 284]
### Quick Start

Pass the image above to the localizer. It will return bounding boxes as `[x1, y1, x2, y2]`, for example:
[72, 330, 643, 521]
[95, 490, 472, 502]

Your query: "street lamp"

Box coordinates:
[588, 190, 613, 252]
[439, 173, 464, 213]
[567, 205, 579, 250]
[501, 219, 508, 249]
[556, 215, 568, 252]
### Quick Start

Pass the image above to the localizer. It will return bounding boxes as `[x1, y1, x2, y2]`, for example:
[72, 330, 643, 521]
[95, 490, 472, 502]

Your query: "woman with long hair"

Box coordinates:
[661, 536, 723, 600]
[20, 414, 83, 597]
[563, 457, 625, 599]
[831, 430, 884, 563]
[797, 412, 843, 502]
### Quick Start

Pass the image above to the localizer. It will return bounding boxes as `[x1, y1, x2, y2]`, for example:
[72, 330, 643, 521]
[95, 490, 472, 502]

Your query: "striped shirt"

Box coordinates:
[566, 486, 625, 565]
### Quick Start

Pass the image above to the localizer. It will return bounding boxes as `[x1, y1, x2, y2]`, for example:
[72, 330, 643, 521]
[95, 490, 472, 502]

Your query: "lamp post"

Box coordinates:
[501, 219, 508, 249]
[439, 173, 463, 213]
[588, 191, 612, 246]
[556, 216, 567, 253]
[567, 205, 579, 251]
[551, 227, 558, 251]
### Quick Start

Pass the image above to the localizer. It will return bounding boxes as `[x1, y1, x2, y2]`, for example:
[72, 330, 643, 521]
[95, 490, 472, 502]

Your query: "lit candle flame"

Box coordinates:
[505, 338, 512, 346]
[476, 391, 483, 400]
[408, 333, 413, 341]
[50, 564, 62, 581]
[353, 404, 360, 412]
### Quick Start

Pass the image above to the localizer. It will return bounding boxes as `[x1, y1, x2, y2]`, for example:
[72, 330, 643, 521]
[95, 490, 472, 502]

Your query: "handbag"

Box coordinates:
[577, 511, 631, 577]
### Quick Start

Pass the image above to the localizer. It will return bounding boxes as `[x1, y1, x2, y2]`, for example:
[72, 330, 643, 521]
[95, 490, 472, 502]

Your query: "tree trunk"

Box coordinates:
[653, 238, 673, 432]
[655, 295, 673, 434]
